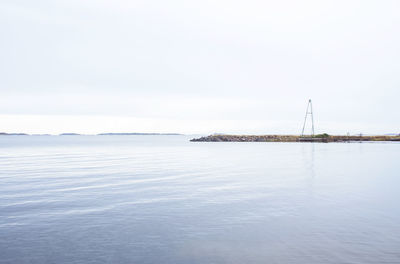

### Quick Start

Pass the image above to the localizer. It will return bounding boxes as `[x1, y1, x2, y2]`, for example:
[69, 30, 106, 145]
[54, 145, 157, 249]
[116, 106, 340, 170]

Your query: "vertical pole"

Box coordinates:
[301, 99, 315, 137]
[310, 99, 314, 136]
[301, 100, 310, 137]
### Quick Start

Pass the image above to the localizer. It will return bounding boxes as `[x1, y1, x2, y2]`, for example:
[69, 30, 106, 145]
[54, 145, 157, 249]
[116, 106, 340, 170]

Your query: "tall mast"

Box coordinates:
[301, 99, 315, 137]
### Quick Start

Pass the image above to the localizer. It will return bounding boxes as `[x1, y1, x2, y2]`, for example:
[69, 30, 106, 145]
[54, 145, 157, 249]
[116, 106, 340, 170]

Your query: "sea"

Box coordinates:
[0, 135, 399, 264]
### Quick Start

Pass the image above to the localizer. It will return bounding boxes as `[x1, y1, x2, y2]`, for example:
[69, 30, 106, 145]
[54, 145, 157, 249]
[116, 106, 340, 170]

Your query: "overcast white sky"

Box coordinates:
[1, 0, 399, 134]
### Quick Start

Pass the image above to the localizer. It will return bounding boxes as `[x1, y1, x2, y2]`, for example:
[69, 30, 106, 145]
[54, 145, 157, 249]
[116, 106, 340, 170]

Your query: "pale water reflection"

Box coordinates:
[0, 136, 399, 263]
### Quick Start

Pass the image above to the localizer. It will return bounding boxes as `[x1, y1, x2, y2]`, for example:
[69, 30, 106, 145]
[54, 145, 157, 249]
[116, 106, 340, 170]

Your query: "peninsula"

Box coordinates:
[191, 134, 400, 143]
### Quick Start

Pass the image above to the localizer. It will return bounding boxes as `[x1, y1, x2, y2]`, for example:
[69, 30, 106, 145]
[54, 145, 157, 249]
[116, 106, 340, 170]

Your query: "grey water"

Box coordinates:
[1, 135, 400, 264]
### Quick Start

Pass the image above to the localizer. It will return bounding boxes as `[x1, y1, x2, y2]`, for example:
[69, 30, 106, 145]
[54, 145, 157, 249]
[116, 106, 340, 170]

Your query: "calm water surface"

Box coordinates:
[0, 135, 399, 263]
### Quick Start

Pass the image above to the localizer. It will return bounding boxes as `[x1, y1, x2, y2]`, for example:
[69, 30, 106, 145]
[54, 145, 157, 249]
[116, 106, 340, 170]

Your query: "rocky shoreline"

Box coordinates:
[191, 134, 400, 143]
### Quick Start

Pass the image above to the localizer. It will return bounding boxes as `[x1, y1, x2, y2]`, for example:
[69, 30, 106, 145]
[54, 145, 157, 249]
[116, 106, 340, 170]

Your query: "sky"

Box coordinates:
[1, 0, 399, 135]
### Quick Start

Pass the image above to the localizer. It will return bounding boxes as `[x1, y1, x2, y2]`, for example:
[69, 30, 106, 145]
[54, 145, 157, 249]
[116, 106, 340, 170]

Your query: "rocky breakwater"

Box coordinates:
[190, 134, 400, 142]
[191, 135, 299, 142]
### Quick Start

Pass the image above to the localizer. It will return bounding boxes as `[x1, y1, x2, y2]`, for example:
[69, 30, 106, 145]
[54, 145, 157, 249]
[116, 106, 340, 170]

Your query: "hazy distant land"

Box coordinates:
[0, 132, 29, 136]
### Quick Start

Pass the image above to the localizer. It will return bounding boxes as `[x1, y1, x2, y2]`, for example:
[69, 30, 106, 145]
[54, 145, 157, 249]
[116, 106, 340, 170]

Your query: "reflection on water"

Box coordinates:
[0, 136, 400, 263]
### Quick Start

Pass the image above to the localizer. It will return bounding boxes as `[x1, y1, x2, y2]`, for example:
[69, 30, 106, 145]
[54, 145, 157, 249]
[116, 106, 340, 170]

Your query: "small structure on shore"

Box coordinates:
[299, 99, 322, 142]
[301, 99, 315, 137]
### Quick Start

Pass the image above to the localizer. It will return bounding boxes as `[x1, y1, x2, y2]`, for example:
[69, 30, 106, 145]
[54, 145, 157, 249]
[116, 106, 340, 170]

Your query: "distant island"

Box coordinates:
[0, 132, 28, 136]
[191, 134, 400, 143]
